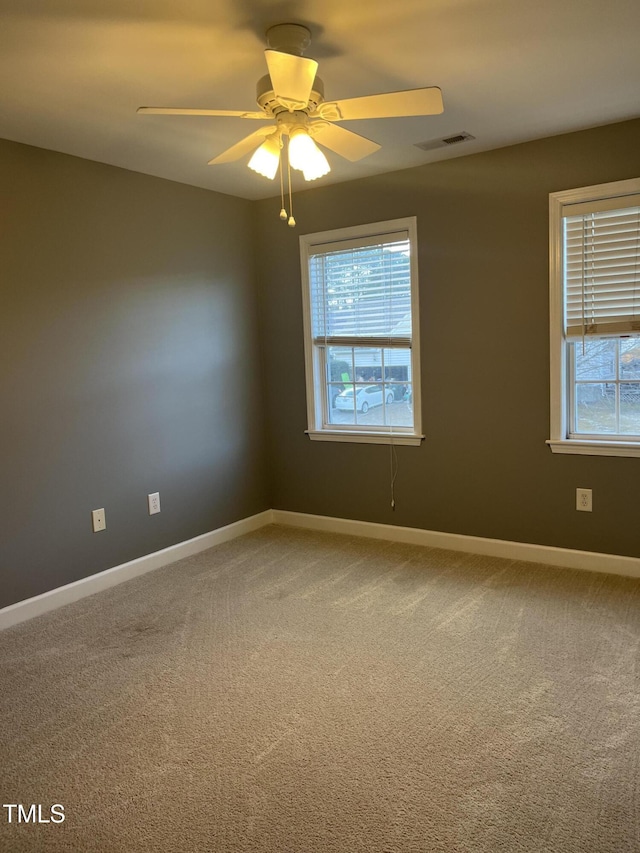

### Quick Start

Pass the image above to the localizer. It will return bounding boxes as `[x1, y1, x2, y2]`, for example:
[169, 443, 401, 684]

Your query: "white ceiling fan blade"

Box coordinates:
[264, 50, 318, 110]
[138, 107, 268, 119]
[317, 87, 444, 121]
[208, 127, 276, 165]
[310, 123, 380, 162]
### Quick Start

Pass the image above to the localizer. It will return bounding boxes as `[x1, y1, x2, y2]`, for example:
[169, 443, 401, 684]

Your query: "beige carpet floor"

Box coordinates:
[1, 524, 640, 852]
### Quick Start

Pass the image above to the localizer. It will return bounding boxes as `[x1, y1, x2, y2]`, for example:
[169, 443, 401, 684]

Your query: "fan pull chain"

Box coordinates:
[279, 140, 287, 221]
[386, 344, 398, 510]
[287, 139, 295, 227]
[390, 441, 398, 510]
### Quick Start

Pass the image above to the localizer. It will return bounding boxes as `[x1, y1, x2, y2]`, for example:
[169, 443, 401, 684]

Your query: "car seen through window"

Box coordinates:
[335, 384, 395, 414]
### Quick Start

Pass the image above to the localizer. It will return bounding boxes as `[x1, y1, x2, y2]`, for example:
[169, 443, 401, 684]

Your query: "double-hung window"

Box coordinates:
[300, 217, 423, 445]
[549, 177, 640, 456]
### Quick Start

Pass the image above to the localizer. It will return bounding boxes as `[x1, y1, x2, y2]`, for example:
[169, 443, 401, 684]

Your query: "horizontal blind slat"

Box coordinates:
[313, 336, 412, 347]
[307, 231, 409, 256]
[563, 193, 640, 217]
[563, 204, 640, 335]
[565, 320, 640, 337]
[310, 236, 413, 340]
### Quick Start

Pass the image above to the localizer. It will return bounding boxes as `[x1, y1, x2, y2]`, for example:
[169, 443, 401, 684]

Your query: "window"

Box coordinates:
[300, 218, 423, 445]
[549, 177, 640, 457]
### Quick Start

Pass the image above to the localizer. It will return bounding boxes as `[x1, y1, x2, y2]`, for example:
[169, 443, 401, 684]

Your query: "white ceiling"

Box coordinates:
[1, 0, 639, 200]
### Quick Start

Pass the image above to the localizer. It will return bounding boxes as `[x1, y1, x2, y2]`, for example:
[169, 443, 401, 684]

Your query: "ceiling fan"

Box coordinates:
[138, 23, 444, 225]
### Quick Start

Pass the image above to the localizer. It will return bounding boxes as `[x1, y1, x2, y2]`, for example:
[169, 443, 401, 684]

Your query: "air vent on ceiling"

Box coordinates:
[415, 132, 476, 152]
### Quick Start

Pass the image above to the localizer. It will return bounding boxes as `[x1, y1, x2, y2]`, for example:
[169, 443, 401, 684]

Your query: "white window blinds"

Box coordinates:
[563, 194, 640, 338]
[308, 231, 412, 347]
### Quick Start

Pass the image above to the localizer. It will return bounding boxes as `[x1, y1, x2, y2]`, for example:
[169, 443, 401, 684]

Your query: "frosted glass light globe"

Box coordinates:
[288, 129, 330, 181]
[248, 136, 280, 179]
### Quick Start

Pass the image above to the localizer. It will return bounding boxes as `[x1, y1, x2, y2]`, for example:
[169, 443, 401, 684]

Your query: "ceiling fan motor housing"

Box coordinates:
[265, 23, 312, 56]
[256, 74, 324, 117]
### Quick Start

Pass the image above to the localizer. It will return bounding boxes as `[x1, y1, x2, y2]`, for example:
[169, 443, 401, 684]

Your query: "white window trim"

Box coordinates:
[300, 217, 424, 446]
[548, 177, 640, 458]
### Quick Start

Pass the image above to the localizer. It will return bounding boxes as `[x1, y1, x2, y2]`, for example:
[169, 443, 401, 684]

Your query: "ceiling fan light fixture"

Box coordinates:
[247, 133, 281, 179]
[288, 127, 330, 181]
[139, 24, 446, 222]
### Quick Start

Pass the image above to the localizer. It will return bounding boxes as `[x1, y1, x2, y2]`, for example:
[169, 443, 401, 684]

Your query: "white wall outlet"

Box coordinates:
[148, 492, 161, 515]
[92, 508, 106, 532]
[576, 488, 592, 512]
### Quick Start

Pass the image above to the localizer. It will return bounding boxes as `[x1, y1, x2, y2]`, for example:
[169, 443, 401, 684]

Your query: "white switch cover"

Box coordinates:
[92, 508, 106, 532]
[148, 492, 161, 515]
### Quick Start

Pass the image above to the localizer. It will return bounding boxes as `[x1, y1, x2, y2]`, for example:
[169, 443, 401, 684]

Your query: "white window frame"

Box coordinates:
[299, 217, 423, 446]
[548, 177, 640, 458]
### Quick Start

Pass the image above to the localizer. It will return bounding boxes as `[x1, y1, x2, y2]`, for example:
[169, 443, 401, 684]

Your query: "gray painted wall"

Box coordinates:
[2, 119, 639, 611]
[255, 118, 640, 559]
[0, 139, 269, 608]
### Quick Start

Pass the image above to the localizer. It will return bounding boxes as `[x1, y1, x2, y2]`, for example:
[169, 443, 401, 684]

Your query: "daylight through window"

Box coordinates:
[300, 218, 422, 445]
[549, 178, 640, 456]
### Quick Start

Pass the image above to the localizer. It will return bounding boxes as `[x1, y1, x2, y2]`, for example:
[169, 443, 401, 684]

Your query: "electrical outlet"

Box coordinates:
[148, 492, 161, 515]
[576, 488, 592, 512]
[92, 508, 106, 532]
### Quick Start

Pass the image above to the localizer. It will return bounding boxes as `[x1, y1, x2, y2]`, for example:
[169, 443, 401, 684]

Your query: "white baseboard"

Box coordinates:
[272, 510, 640, 580]
[3, 507, 638, 631]
[0, 510, 274, 631]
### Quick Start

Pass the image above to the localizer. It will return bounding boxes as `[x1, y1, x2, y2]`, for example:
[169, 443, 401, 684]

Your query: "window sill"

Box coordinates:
[546, 439, 640, 458]
[306, 430, 424, 447]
